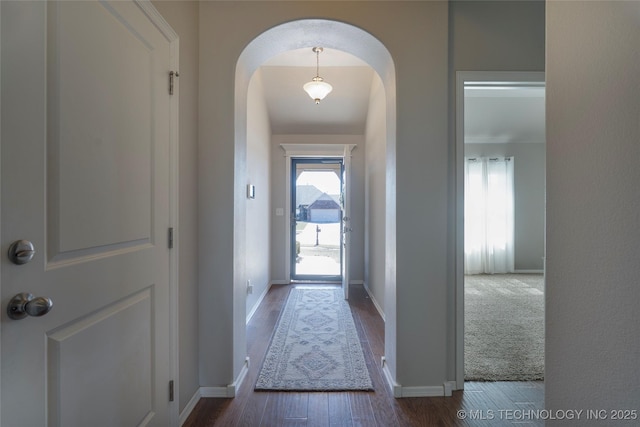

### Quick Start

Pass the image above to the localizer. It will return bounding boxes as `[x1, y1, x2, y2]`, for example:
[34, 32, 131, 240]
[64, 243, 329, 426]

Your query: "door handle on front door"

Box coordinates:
[7, 293, 53, 320]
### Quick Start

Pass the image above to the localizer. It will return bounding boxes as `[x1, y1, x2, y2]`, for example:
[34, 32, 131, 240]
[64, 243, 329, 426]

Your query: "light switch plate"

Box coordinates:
[275, 208, 284, 216]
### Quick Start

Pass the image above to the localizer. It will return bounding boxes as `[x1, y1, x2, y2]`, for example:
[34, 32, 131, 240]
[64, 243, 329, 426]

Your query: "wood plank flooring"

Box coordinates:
[183, 283, 544, 426]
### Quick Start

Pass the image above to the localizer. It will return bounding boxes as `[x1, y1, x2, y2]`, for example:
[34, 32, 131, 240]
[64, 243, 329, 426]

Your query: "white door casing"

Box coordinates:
[281, 144, 355, 289]
[341, 145, 354, 300]
[1, 1, 178, 426]
[455, 71, 545, 389]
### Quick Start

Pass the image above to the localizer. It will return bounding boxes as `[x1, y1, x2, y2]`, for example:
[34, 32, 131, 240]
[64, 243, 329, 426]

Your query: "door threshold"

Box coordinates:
[291, 280, 341, 285]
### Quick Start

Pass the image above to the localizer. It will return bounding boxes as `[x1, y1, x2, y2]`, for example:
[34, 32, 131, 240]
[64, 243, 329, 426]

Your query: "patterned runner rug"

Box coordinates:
[255, 288, 373, 391]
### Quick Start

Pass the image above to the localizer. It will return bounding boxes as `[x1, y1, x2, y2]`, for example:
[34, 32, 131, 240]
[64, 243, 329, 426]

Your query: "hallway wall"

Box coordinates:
[246, 70, 272, 317]
[546, 3, 640, 424]
[364, 74, 387, 314]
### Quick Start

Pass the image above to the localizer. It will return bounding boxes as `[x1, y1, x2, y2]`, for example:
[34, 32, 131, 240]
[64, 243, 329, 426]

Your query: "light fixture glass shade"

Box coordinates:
[303, 77, 333, 104]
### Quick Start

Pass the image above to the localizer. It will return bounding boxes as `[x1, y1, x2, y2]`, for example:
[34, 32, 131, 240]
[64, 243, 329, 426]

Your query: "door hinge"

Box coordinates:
[169, 380, 174, 402]
[168, 227, 174, 249]
[169, 71, 179, 95]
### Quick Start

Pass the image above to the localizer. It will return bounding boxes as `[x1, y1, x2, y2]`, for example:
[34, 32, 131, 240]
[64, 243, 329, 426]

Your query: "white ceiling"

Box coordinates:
[464, 85, 546, 144]
[260, 48, 374, 134]
[262, 47, 370, 68]
[258, 48, 545, 141]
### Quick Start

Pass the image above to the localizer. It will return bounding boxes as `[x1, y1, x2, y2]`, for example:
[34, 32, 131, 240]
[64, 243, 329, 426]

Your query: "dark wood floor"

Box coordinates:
[183, 283, 544, 426]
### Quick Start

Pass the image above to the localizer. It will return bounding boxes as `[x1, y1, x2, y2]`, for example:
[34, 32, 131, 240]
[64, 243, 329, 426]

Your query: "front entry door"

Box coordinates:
[1, 1, 176, 425]
[290, 158, 343, 282]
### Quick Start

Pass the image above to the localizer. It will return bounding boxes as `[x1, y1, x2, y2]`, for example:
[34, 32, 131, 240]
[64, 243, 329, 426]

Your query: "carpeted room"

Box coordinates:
[462, 76, 546, 383]
[465, 273, 544, 381]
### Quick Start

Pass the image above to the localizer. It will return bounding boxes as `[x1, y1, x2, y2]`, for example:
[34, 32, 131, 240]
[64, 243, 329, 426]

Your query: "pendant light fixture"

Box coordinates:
[303, 47, 333, 104]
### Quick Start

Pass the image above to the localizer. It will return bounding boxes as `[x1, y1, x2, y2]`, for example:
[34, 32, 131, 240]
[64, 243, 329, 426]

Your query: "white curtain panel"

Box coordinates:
[464, 157, 515, 274]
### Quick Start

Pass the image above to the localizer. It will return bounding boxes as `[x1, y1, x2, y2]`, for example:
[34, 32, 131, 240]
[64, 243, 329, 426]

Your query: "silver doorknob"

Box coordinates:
[8, 240, 36, 265]
[7, 293, 53, 320]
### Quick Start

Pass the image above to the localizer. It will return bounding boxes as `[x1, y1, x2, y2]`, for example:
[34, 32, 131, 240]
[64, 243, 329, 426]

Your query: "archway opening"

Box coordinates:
[233, 19, 397, 391]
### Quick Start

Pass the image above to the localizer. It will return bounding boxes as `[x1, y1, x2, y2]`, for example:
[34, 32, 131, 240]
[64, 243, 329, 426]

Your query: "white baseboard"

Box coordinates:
[199, 386, 232, 398]
[514, 269, 544, 274]
[247, 282, 273, 324]
[444, 381, 456, 396]
[181, 357, 250, 424]
[401, 385, 450, 397]
[226, 357, 250, 397]
[381, 357, 402, 398]
[199, 357, 250, 398]
[362, 283, 385, 322]
[380, 357, 455, 398]
[270, 279, 289, 285]
[179, 389, 202, 426]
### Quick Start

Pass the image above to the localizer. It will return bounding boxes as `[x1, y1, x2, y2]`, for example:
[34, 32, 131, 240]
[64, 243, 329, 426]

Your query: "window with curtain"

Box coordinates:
[464, 157, 515, 274]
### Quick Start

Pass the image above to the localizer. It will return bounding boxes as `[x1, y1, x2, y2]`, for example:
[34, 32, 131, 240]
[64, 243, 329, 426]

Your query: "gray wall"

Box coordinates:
[450, 1, 545, 72]
[465, 143, 545, 271]
[546, 2, 640, 424]
[364, 74, 387, 314]
[246, 70, 272, 317]
[151, 1, 200, 414]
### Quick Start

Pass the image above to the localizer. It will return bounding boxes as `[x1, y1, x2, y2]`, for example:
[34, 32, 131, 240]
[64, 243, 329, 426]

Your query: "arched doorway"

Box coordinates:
[232, 19, 397, 392]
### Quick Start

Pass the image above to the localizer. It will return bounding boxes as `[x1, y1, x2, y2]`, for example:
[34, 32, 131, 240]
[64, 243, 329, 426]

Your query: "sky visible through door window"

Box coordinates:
[297, 170, 340, 194]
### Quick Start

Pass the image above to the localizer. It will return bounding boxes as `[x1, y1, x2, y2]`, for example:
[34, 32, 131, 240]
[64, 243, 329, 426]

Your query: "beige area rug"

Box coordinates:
[465, 274, 545, 381]
[255, 288, 373, 391]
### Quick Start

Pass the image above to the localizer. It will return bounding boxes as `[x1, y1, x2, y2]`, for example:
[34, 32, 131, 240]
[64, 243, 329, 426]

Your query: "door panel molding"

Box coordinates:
[47, 288, 153, 426]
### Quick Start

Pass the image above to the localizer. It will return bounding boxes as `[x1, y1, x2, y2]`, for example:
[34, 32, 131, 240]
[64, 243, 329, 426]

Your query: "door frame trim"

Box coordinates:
[290, 157, 344, 282]
[0, 3, 3, 421]
[454, 71, 545, 390]
[134, 1, 180, 423]
[280, 144, 356, 283]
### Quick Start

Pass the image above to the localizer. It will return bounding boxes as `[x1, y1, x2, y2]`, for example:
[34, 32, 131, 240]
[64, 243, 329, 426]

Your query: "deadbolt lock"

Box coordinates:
[8, 240, 36, 265]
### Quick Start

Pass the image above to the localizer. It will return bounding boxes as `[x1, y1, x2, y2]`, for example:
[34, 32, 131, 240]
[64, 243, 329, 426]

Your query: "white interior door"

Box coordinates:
[341, 146, 353, 299]
[1, 1, 176, 426]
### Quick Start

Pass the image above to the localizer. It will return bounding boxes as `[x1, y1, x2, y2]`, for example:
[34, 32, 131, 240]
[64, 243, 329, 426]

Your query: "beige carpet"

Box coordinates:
[465, 274, 544, 381]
